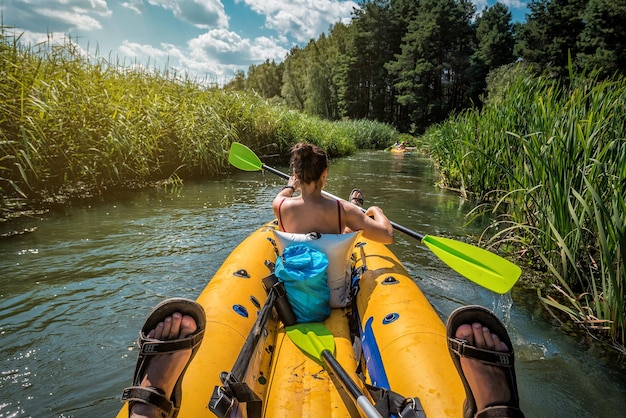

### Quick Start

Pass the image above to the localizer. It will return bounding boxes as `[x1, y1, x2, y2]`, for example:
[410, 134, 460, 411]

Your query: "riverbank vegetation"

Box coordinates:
[0, 31, 400, 218]
[422, 62, 625, 348]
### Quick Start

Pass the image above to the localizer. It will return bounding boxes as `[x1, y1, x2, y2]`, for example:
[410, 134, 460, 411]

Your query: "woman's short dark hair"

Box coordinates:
[290, 142, 328, 184]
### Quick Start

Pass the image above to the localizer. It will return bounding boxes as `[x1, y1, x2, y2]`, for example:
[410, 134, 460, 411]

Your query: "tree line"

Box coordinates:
[225, 0, 626, 133]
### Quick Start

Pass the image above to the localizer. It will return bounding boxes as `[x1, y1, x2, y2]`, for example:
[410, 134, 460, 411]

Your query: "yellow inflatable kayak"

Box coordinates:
[117, 220, 464, 417]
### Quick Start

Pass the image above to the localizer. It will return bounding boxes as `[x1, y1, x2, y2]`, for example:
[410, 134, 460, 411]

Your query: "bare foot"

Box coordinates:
[130, 312, 197, 418]
[349, 189, 364, 207]
[455, 322, 511, 411]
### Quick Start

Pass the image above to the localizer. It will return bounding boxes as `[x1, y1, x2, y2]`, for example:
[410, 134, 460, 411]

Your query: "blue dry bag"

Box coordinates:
[274, 244, 330, 323]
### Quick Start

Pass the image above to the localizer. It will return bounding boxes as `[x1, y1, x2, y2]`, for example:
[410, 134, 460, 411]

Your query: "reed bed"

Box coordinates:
[0, 31, 399, 213]
[423, 63, 625, 346]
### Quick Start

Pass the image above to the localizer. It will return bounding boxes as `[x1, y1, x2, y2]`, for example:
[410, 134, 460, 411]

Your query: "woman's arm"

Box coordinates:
[272, 176, 299, 217]
[344, 203, 394, 244]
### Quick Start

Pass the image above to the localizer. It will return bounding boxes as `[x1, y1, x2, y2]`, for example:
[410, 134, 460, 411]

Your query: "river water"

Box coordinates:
[1, 150, 624, 417]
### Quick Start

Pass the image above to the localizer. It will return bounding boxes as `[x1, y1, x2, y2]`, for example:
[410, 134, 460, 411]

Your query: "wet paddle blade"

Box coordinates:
[422, 235, 521, 294]
[286, 322, 335, 362]
[228, 142, 263, 172]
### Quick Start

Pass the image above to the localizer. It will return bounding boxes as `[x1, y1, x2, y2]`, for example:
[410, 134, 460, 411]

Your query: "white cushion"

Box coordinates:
[273, 230, 361, 307]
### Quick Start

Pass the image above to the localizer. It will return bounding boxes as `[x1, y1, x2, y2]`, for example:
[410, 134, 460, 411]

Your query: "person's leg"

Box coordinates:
[130, 313, 197, 418]
[454, 322, 512, 411]
[447, 305, 525, 418]
[349, 188, 364, 207]
[122, 298, 205, 418]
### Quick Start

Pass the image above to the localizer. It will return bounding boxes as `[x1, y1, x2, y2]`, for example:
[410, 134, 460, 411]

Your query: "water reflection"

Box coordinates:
[0, 150, 624, 417]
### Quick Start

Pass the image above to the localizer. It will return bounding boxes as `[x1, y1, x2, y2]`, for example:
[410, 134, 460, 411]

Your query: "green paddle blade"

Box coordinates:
[228, 142, 263, 171]
[422, 235, 521, 294]
[286, 322, 335, 362]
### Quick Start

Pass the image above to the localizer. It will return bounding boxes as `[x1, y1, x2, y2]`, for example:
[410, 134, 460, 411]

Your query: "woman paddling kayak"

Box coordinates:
[272, 142, 393, 243]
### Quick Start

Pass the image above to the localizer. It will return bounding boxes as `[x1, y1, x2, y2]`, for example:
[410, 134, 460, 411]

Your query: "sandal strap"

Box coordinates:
[138, 330, 204, 356]
[448, 337, 514, 368]
[476, 405, 526, 418]
[122, 386, 174, 417]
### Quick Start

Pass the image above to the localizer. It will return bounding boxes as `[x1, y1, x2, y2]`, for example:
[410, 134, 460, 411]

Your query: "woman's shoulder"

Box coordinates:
[340, 200, 363, 216]
[273, 195, 297, 207]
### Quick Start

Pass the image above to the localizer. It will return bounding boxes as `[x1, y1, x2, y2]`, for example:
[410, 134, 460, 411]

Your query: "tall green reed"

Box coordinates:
[1, 31, 397, 211]
[423, 62, 626, 345]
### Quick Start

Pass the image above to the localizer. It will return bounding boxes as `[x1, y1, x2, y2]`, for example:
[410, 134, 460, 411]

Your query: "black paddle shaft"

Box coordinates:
[262, 164, 290, 181]
[321, 350, 363, 400]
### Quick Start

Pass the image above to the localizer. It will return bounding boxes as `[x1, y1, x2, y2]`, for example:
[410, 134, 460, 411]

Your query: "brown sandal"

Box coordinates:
[121, 298, 205, 418]
[349, 188, 364, 207]
[447, 305, 525, 418]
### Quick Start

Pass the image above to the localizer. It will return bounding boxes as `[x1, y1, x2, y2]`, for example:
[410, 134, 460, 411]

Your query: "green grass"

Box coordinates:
[422, 62, 626, 346]
[0, 31, 400, 212]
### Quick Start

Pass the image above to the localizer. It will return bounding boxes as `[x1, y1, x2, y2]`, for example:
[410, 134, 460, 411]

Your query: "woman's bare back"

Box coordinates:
[276, 196, 344, 234]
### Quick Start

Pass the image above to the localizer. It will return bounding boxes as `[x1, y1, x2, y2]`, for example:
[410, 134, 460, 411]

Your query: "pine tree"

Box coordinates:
[345, 0, 397, 121]
[246, 60, 283, 99]
[281, 46, 307, 111]
[516, 0, 587, 77]
[386, 0, 475, 131]
[469, 2, 516, 102]
[577, 0, 626, 77]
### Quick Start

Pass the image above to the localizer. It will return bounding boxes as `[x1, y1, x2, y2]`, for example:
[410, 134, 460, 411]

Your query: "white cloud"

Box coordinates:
[250, 36, 289, 61]
[69, 0, 110, 14]
[190, 28, 247, 55]
[116, 28, 288, 82]
[472, 0, 528, 13]
[2, 0, 112, 31]
[499, 0, 527, 9]
[121, 0, 144, 14]
[119, 40, 174, 59]
[237, 0, 358, 43]
[189, 28, 288, 62]
[148, 0, 229, 28]
[37, 7, 104, 31]
[183, 28, 288, 77]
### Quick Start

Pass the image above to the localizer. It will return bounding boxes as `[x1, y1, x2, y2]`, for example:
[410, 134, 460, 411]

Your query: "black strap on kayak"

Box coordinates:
[365, 383, 427, 418]
[208, 263, 298, 418]
[208, 268, 278, 418]
[262, 273, 297, 327]
[208, 288, 274, 417]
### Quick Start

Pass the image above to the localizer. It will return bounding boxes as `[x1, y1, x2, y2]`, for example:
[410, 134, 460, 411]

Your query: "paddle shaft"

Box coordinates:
[321, 349, 382, 418]
[262, 163, 426, 241]
[302, 328, 381, 418]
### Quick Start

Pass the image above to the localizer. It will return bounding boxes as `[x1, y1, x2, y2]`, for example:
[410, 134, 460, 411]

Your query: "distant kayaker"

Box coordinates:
[272, 142, 393, 244]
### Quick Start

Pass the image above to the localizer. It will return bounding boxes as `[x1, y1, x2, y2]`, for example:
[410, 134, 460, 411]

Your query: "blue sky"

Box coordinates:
[2, 1, 529, 84]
